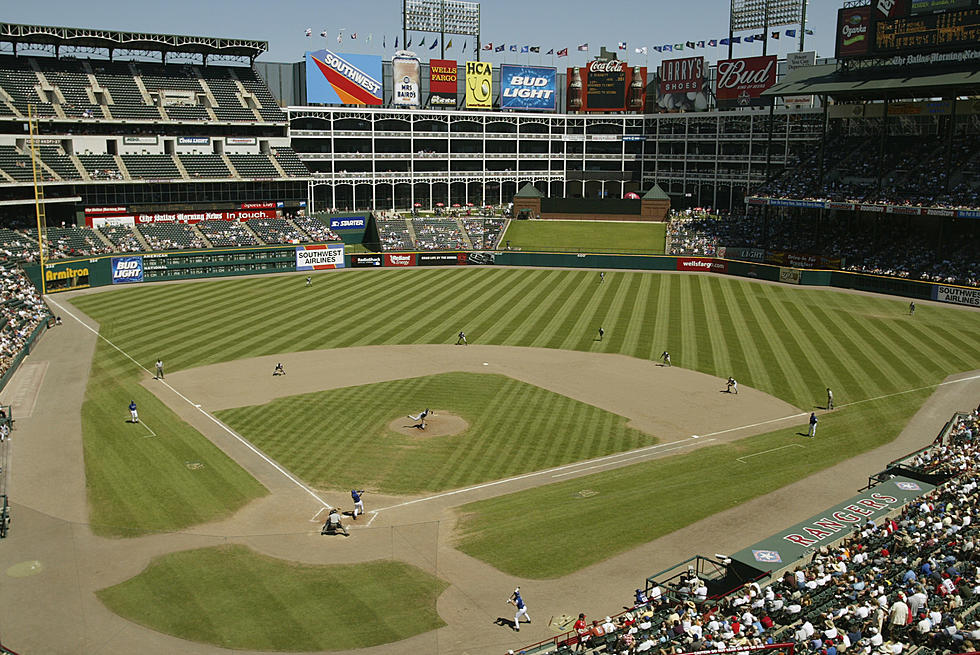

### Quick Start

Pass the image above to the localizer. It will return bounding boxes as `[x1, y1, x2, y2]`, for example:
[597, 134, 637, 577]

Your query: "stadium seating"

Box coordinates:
[292, 216, 340, 242]
[412, 218, 465, 250]
[137, 223, 207, 251]
[0, 227, 39, 262]
[76, 154, 124, 181]
[0, 264, 50, 380]
[39, 146, 83, 180]
[179, 154, 233, 179]
[99, 224, 143, 252]
[271, 147, 312, 177]
[120, 154, 181, 180]
[227, 154, 280, 178]
[461, 218, 506, 250]
[246, 218, 306, 244]
[195, 220, 260, 247]
[377, 220, 413, 251]
[30, 226, 113, 259]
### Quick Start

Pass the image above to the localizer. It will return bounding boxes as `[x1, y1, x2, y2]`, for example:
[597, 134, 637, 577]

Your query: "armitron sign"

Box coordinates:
[715, 55, 777, 108]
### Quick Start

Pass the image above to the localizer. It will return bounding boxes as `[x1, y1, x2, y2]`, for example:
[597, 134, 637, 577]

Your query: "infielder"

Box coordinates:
[155, 359, 164, 380]
[661, 351, 671, 367]
[827, 388, 834, 410]
[129, 400, 139, 424]
[508, 587, 530, 631]
[351, 489, 365, 519]
[408, 408, 431, 421]
[808, 412, 818, 438]
[598, 327, 604, 341]
[274, 362, 286, 376]
[727, 377, 738, 394]
[456, 331, 467, 345]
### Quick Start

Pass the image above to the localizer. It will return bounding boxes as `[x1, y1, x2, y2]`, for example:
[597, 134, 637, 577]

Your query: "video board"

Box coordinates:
[872, 7, 980, 55]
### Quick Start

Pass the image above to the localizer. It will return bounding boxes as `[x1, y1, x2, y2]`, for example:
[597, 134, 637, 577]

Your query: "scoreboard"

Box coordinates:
[873, 7, 980, 54]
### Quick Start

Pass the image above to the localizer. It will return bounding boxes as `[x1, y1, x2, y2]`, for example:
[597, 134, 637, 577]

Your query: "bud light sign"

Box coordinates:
[500, 65, 557, 111]
[111, 256, 144, 284]
[328, 216, 367, 230]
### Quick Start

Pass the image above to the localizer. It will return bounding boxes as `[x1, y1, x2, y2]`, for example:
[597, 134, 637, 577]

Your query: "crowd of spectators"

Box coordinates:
[538, 404, 980, 655]
[903, 412, 980, 479]
[0, 265, 49, 381]
[195, 220, 260, 248]
[292, 216, 341, 243]
[666, 211, 980, 287]
[413, 218, 466, 250]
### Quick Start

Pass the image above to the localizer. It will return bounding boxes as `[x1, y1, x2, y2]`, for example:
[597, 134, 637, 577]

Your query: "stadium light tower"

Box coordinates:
[403, 0, 481, 60]
[728, 0, 805, 57]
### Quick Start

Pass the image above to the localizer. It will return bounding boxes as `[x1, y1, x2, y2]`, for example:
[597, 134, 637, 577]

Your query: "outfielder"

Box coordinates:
[508, 587, 531, 631]
[306, 276, 312, 287]
[129, 400, 139, 424]
[827, 388, 834, 410]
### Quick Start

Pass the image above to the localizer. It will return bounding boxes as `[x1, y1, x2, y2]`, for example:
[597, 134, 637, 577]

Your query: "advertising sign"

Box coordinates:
[85, 206, 127, 215]
[417, 253, 465, 266]
[296, 244, 345, 271]
[111, 256, 144, 284]
[835, 7, 872, 58]
[123, 136, 158, 145]
[873, 0, 908, 20]
[392, 51, 421, 107]
[429, 59, 458, 106]
[465, 60, 493, 109]
[784, 51, 816, 107]
[715, 55, 777, 108]
[932, 285, 980, 307]
[779, 267, 802, 285]
[306, 49, 383, 106]
[350, 253, 383, 268]
[873, 9, 980, 56]
[177, 137, 210, 146]
[499, 65, 557, 111]
[656, 56, 708, 112]
[328, 216, 367, 230]
[384, 253, 416, 267]
[567, 61, 647, 112]
[226, 137, 257, 145]
[675, 257, 727, 273]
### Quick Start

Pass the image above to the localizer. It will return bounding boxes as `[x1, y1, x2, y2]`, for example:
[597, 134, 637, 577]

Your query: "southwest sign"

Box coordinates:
[306, 50, 383, 106]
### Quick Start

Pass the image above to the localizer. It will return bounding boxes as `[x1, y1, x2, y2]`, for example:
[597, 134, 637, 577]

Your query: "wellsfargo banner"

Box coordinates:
[306, 49, 383, 106]
[715, 55, 777, 109]
[429, 59, 458, 106]
[676, 257, 728, 274]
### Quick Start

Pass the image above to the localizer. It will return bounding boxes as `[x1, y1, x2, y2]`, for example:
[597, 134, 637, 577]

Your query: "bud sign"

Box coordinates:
[500, 65, 557, 111]
[714, 55, 777, 108]
[111, 256, 144, 284]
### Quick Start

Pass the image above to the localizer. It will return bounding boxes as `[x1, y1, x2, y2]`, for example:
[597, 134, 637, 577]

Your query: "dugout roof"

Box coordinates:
[0, 23, 268, 60]
[729, 476, 934, 575]
[763, 62, 980, 101]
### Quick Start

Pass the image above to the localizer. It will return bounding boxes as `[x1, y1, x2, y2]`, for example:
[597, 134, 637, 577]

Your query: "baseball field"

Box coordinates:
[8, 264, 977, 653]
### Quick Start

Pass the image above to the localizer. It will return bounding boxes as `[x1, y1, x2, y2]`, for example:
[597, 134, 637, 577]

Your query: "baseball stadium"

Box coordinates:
[0, 1, 978, 654]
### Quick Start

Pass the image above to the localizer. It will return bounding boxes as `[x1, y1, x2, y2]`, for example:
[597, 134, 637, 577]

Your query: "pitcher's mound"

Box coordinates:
[388, 411, 468, 437]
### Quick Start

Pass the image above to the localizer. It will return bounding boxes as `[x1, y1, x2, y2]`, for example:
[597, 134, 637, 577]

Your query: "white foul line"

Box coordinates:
[140, 420, 157, 438]
[736, 443, 804, 463]
[47, 298, 332, 510]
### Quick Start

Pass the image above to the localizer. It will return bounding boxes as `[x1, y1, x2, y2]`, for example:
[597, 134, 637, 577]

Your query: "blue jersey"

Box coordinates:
[513, 592, 525, 609]
[351, 490, 363, 503]
[129, 402, 137, 412]
[810, 414, 818, 425]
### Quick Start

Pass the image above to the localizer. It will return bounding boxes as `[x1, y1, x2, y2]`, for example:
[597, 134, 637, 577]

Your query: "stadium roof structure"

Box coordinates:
[0, 23, 268, 62]
[764, 61, 980, 101]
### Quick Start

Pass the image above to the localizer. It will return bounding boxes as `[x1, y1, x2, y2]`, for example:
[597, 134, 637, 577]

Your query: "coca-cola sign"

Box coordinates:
[567, 62, 646, 112]
[715, 55, 776, 108]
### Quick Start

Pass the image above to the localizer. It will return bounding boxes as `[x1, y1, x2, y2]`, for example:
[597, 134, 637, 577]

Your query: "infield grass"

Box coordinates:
[69, 269, 980, 544]
[97, 545, 447, 651]
[216, 372, 655, 495]
[501, 220, 666, 254]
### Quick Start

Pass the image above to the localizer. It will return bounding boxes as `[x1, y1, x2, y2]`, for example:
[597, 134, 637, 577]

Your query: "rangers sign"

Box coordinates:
[296, 244, 345, 271]
[715, 55, 777, 108]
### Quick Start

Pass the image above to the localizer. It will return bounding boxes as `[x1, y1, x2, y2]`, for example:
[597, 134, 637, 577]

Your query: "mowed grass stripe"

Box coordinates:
[480, 270, 573, 343]
[616, 274, 651, 356]
[647, 275, 673, 361]
[599, 274, 641, 354]
[696, 277, 733, 376]
[559, 273, 615, 350]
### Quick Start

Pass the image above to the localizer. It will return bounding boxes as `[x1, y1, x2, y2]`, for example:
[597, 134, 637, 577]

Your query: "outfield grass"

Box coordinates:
[68, 269, 980, 544]
[97, 545, 447, 651]
[501, 220, 666, 254]
[455, 389, 932, 578]
[82, 339, 266, 537]
[216, 372, 655, 495]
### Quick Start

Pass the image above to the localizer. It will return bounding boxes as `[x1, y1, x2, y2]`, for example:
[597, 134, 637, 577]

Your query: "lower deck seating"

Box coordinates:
[137, 223, 207, 250]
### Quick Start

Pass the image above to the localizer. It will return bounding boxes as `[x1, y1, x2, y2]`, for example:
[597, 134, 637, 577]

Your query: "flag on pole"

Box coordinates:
[447, 38, 453, 49]
[720, 38, 730, 45]
[351, 33, 357, 40]
[495, 44, 505, 52]
[367, 34, 373, 43]
[686, 41, 695, 49]
[674, 43, 684, 50]
[546, 48, 554, 55]
[530, 46, 540, 53]
[320, 30, 327, 37]
[771, 31, 780, 40]
[419, 37, 426, 47]
[708, 39, 718, 46]
[483, 42, 493, 50]
[744, 35, 754, 42]
[383, 36, 386, 48]
[577, 43, 588, 51]
[805, 29, 814, 35]
[430, 39, 438, 50]
[462, 40, 466, 51]
[305, 28, 312, 37]
[653, 45, 663, 52]
[663, 45, 673, 51]
[697, 40, 705, 48]
[557, 47, 568, 57]
[785, 29, 796, 37]
[510, 45, 517, 51]
[337, 32, 343, 44]
[407, 36, 412, 47]
[618, 41, 627, 50]
[395, 36, 399, 48]
[732, 36, 741, 43]
[755, 33, 765, 41]
[521, 45, 529, 53]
